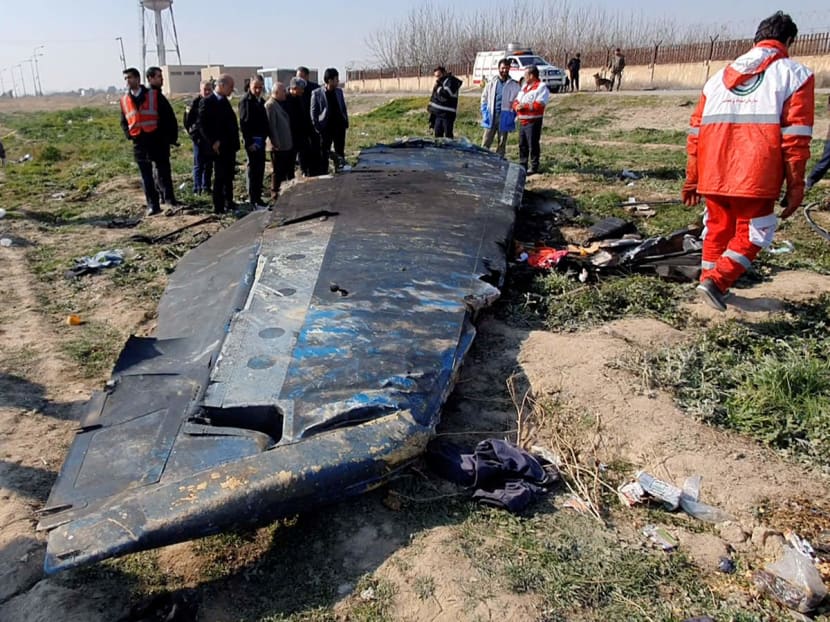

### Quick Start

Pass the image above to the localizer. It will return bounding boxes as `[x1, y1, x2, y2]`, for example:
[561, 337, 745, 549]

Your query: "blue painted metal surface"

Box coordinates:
[38, 139, 524, 573]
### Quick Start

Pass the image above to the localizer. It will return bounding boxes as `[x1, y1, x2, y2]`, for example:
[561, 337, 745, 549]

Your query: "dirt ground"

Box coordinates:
[2, 93, 830, 621]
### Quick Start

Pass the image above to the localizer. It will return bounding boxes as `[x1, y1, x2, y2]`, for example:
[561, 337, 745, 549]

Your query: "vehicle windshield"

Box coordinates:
[518, 56, 547, 67]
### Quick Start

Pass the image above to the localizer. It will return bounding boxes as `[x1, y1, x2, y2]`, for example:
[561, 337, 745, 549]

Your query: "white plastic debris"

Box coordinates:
[0, 208, 6, 219]
[0, 238, 12, 247]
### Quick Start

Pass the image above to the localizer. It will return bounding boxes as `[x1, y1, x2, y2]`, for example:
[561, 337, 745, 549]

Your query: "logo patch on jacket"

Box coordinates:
[730, 73, 765, 96]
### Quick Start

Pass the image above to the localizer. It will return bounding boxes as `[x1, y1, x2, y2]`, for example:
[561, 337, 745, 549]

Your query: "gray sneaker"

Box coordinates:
[696, 278, 727, 312]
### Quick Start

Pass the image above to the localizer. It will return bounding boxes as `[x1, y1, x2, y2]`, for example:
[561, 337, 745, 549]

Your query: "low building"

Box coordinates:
[201, 65, 262, 95]
[161, 65, 205, 96]
[259, 67, 319, 92]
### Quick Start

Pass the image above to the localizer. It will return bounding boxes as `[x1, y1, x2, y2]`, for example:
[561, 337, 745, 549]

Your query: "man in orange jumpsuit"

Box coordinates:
[683, 11, 814, 311]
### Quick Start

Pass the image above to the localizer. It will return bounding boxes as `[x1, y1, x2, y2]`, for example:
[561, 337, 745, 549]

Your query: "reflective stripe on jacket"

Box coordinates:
[120, 89, 159, 137]
[513, 79, 550, 124]
[686, 39, 814, 199]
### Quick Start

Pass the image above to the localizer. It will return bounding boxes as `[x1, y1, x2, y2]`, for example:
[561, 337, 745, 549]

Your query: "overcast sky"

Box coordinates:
[1, 0, 828, 93]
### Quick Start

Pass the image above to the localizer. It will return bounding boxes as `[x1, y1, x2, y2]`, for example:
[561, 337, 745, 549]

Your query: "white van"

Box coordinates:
[473, 44, 566, 92]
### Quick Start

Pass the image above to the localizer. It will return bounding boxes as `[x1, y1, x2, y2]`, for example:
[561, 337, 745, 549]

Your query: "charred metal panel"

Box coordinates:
[40, 140, 524, 573]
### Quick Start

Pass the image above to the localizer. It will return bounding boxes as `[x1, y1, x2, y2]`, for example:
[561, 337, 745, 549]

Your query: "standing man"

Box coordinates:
[296, 66, 322, 175]
[145, 66, 179, 206]
[806, 95, 830, 190]
[184, 79, 214, 195]
[119, 67, 165, 216]
[608, 49, 625, 91]
[480, 59, 520, 157]
[239, 75, 268, 207]
[311, 68, 349, 174]
[513, 65, 550, 175]
[567, 53, 581, 92]
[428, 66, 463, 139]
[285, 77, 312, 178]
[265, 82, 294, 201]
[198, 74, 240, 214]
[683, 11, 814, 312]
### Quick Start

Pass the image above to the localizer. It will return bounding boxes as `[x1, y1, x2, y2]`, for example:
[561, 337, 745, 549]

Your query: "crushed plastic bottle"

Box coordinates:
[679, 475, 732, 523]
[636, 471, 682, 510]
[0, 238, 12, 247]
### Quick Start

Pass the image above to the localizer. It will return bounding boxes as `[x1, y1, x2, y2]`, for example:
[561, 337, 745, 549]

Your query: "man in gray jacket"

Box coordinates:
[265, 82, 294, 201]
[480, 59, 520, 157]
[311, 68, 349, 174]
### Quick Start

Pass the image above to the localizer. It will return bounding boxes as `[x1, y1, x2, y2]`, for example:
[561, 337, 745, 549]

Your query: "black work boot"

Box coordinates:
[696, 278, 727, 312]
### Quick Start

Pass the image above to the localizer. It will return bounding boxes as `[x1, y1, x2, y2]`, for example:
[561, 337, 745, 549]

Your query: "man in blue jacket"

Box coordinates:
[481, 59, 520, 157]
[311, 68, 349, 174]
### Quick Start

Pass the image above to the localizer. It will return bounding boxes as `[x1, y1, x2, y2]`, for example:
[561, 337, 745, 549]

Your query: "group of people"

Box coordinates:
[564, 48, 625, 93]
[120, 65, 349, 215]
[118, 12, 830, 320]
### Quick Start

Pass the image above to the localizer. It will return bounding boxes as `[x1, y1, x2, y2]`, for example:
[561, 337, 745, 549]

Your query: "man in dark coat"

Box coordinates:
[184, 79, 214, 194]
[296, 66, 323, 175]
[284, 77, 312, 177]
[238, 74, 269, 207]
[428, 66, 463, 138]
[198, 74, 240, 214]
[311, 68, 349, 174]
[567, 53, 581, 92]
[145, 66, 179, 206]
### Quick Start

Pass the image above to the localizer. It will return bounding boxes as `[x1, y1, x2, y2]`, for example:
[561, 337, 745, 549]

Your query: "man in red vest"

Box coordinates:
[120, 67, 165, 216]
[513, 65, 550, 175]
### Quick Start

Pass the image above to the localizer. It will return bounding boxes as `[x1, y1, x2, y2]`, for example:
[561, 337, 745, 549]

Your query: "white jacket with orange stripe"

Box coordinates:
[686, 39, 815, 199]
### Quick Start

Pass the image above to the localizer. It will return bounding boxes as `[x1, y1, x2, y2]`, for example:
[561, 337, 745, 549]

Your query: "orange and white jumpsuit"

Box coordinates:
[685, 39, 814, 293]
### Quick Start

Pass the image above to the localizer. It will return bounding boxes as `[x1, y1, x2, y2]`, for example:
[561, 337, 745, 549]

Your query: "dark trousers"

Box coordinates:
[807, 139, 830, 188]
[320, 127, 346, 174]
[519, 119, 543, 172]
[133, 143, 159, 210]
[610, 71, 622, 91]
[570, 72, 580, 91]
[212, 152, 236, 213]
[302, 133, 325, 176]
[151, 143, 176, 204]
[246, 145, 266, 205]
[192, 141, 213, 193]
[270, 150, 295, 200]
[434, 115, 455, 139]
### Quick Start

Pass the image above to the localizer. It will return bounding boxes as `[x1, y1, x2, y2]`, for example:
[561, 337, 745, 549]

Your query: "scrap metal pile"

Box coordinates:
[514, 193, 703, 282]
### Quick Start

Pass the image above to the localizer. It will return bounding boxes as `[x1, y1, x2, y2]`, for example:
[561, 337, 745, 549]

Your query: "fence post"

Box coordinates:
[705, 34, 719, 83]
[650, 40, 661, 87]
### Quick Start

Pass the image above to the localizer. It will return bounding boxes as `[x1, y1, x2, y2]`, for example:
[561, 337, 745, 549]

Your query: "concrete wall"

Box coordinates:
[345, 54, 830, 93]
[161, 65, 205, 96]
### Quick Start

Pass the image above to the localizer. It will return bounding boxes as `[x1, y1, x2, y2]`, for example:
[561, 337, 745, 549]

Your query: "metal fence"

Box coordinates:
[347, 32, 830, 81]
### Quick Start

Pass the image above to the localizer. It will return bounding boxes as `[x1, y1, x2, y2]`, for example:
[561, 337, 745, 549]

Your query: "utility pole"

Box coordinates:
[23, 60, 36, 98]
[116, 36, 127, 70]
[16, 64, 27, 97]
[0, 68, 6, 96]
[33, 45, 44, 95]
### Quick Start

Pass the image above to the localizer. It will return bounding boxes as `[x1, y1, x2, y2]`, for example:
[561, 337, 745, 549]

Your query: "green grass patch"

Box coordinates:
[606, 127, 688, 145]
[363, 97, 429, 121]
[631, 295, 830, 468]
[60, 320, 124, 378]
[456, 508, 763, 620]
[533, 273, 691, 331]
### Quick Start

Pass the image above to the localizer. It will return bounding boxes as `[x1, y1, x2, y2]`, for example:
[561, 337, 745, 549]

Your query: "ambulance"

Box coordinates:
[473, 43, 567, 92]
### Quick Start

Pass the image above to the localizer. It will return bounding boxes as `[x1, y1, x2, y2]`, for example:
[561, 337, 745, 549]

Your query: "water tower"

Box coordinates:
[139, 0, 182, 75]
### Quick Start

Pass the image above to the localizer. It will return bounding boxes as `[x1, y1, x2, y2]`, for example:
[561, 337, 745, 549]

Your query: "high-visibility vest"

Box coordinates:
[121, 88, 159, 137]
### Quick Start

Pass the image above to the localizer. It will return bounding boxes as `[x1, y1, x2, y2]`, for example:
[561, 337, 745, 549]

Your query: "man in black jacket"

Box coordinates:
[428, 66, 463, 139]
[184, 80, 214, 194]
[296, 66, 323, 175]
[238, 75, 268, 207]
[198, 74, 240, 214]
[146, 66, 179, 206]
[567, 53, 581, 92]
